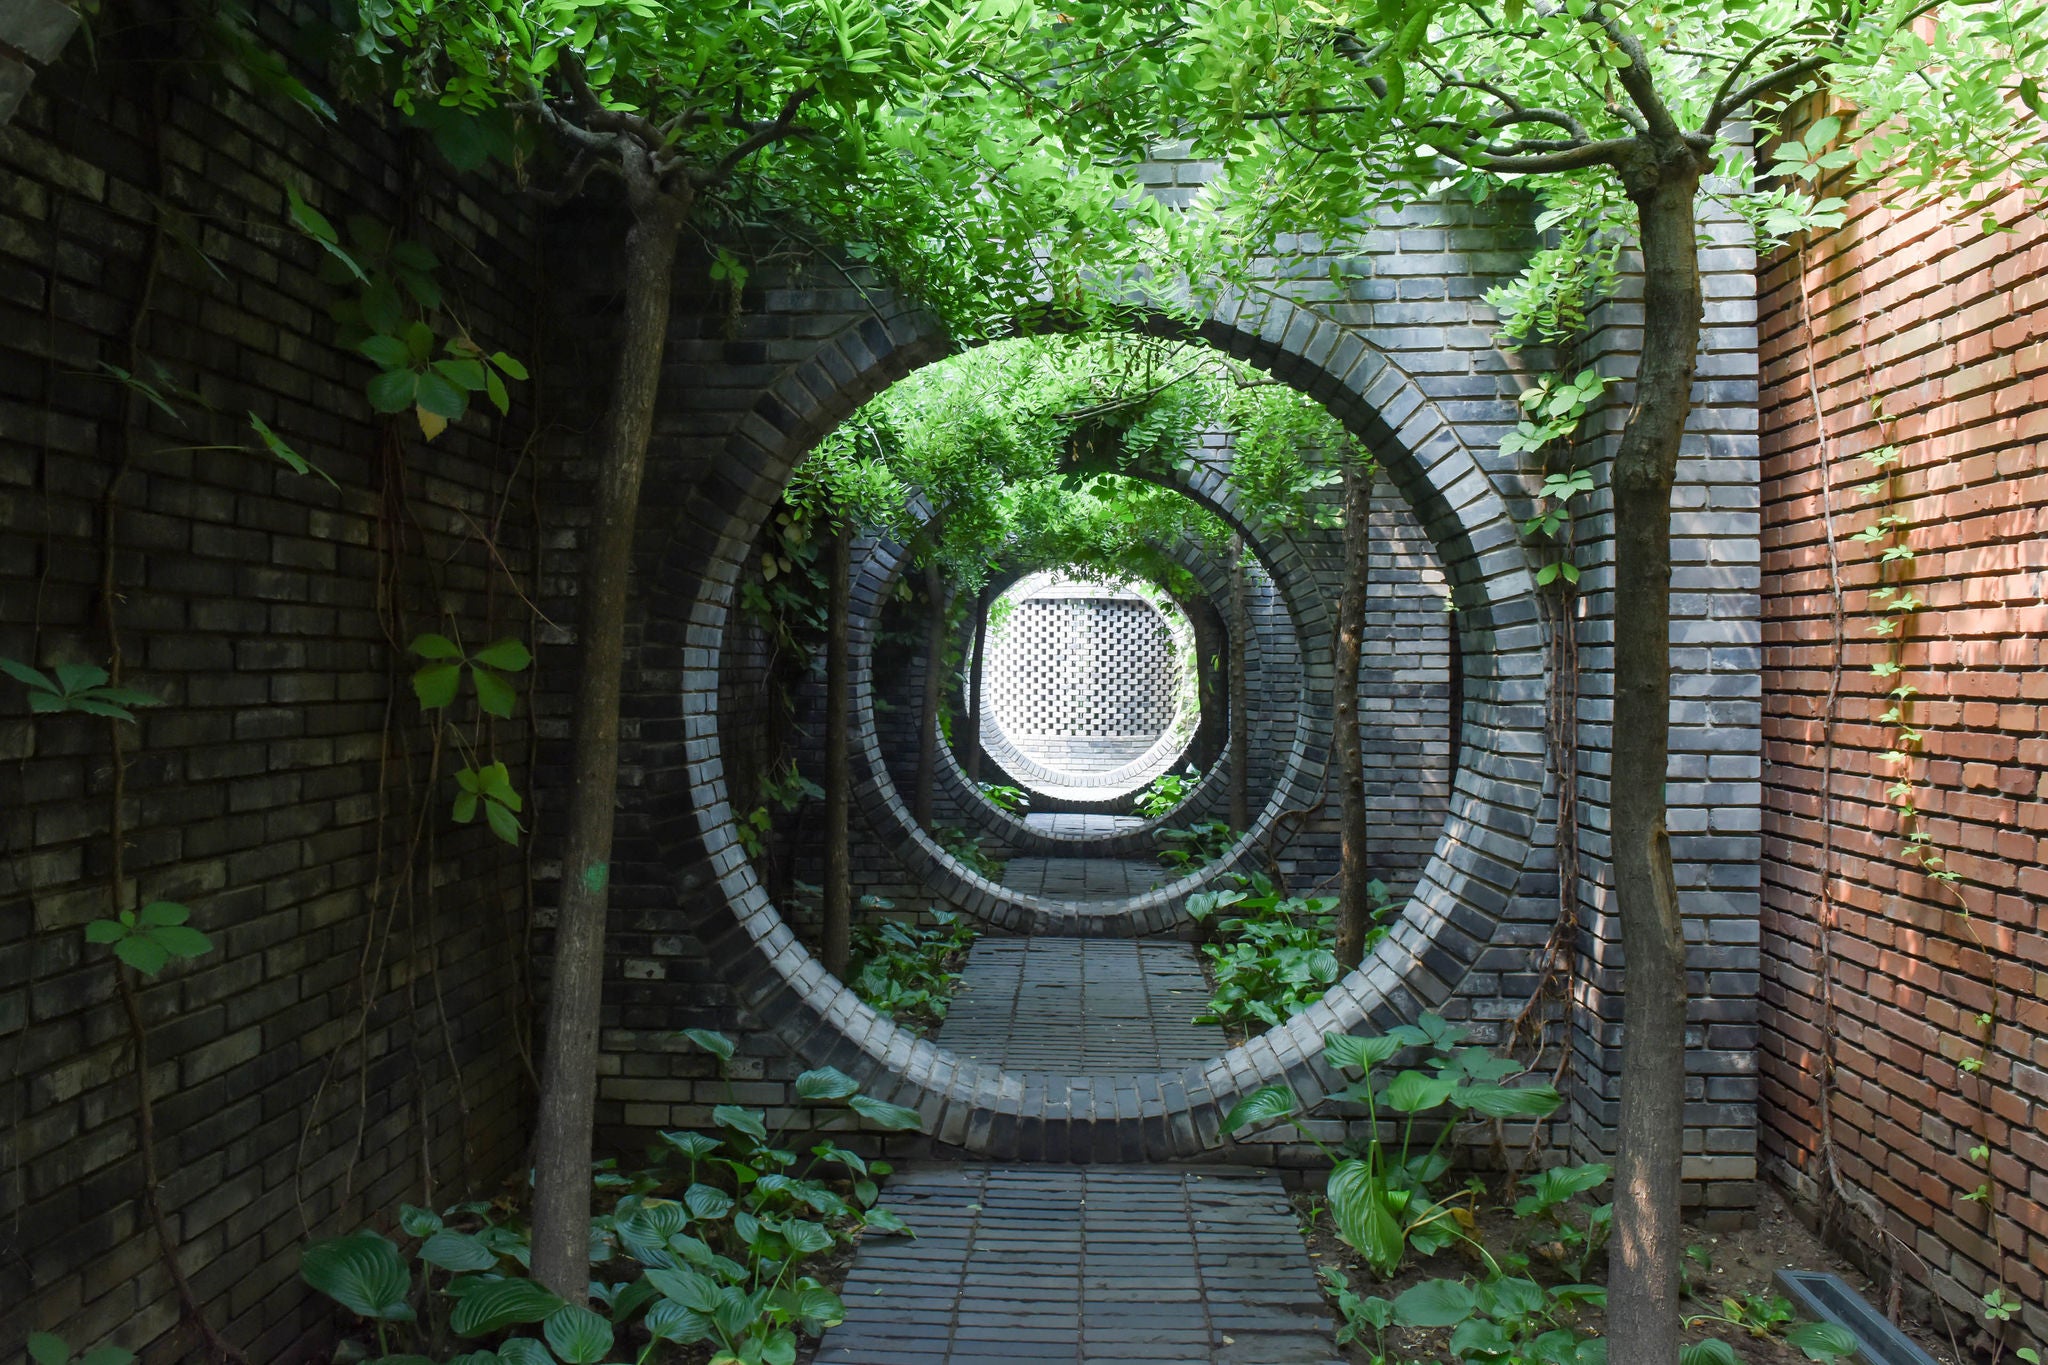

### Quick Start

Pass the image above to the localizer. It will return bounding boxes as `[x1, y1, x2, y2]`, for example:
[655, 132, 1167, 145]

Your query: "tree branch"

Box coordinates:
[692, 86, 818, 188]
[1579, 0, 1682, 141]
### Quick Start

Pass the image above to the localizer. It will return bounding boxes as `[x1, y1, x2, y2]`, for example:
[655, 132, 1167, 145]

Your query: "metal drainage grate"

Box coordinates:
[1774, 1269, 1937, 1365]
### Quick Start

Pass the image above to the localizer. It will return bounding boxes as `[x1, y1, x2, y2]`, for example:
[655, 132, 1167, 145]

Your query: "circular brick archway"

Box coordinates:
[636, 290, 1548, 1157]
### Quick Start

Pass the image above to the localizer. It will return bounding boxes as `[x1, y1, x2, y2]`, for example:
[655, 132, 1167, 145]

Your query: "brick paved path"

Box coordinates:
[815, 1166, 1342, 1365]
[1000, 856, 1164, 902]
[812, 939, 1343, 1364]
[937, 938, 1219, 1072]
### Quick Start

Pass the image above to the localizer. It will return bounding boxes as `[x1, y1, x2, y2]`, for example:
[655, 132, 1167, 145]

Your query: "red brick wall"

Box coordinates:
[1759, 172, 2048, 1342]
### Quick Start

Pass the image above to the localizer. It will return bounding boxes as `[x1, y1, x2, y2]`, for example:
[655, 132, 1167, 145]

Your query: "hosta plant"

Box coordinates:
[301, 1034, 921, 1365]
[847, 909, 978, 1030]
[1222, 1014, 1562, 1277]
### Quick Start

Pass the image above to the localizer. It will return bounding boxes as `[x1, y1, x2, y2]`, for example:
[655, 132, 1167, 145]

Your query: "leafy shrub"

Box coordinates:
[975, 782, 1029, 815]
[300, 1032, 921, 1365]
[847, 909, 978, 1029]
[935, 826, 1003, 878]
[1223, 1015, 1562, 1278]
[1509, 1162, 1613, 1282]
[1186, 873, 1392, 1034]
[1132, 766, 1199, 819]
[1155, 817, 1234, 872]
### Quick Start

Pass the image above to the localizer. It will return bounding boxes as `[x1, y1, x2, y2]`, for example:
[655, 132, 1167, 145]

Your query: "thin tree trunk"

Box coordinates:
[1183, 592, 1227, 774]
[964, 585, 989, 784]
[1604, 151, 1704, 1365]
[529, 171, 685, 1299]
[1334, 459, 1374, 969]
[914, 555, 946, 826]
[822, 523, 853, 978]
[1227, 535, 1250, 832]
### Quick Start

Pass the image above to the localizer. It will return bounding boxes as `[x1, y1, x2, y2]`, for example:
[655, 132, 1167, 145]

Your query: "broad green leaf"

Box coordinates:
[644, 1265, 725, 1314]
[366, 367, 419, 414]
[1784, 1321, 1860, 1361]
[1324, 1032, 1402, 1073]
[781, 1219, 834, 1255]
[471, 666, 516, 719]
[434, 357, 490, 392]
[114, 935, 171, 975]
[494, 1339, 553, 1365]
[448, 1278, 563, 1336]
[491, 351, 529, 381]
[541, 1305, 612, 1365]
[27, 1334, 70, 1365]
[415, 369, 469, 421]
[398, 1204, 442, 1237]
[410, 633, 463, 660]
[77, 1349, 133, 1365]
[1679, 1340, 1740, 1365]
[1457, 1081, 1562, 1118]
[473, 638, 532, 671]
[484, 799, 521, 846]
[795, 1067, 860, 1101]
[1327, 1158, 1404, 1276]
[300, 1232, 416, 1321]
[412, 662, 460, 710]
[1382, 1070, 1458, 1114]
[149, 925, 214, 959]
[1391, 1277, 1478, 1329]
[359, 335, 413, 368]
[419, 1230, 498, 1272]
[661, 1130, 722, 1160]
[787, 1283, 844, 1331]
[683, 1028, 735, 1061]
[847, 1095, 924, 1131]
[1221, 1084, 1298, 1134]
[684, 1183, 734, 1220]
[137, 901, 188, 927]
[0, 658, 58, 692]
[712, 1105, 767, 1140]
[85, 919, 126, 944]
[643, 1299, 712, 1344]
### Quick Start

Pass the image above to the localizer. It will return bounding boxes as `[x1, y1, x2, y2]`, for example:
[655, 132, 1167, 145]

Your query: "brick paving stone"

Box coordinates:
[938, 939, 1221, 1073]
[814, 1166, 1341, 1365]
[999, 856, 1165, 902]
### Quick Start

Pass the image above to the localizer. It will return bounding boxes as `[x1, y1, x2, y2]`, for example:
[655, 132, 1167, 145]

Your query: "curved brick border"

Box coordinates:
[627, 266, 1552, 1158]
[845, 500, 1318, 936]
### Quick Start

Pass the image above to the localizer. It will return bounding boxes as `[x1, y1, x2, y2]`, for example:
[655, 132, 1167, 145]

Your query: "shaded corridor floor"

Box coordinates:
[813, 1165, 1342, 1365]
[1022, 813, 1149, 836]
[1000, 856, 1164, 902]
[937, 938, 1221, 1073]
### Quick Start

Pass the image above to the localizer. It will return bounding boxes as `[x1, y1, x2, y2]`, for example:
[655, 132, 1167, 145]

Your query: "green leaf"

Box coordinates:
[1392, 1277, 1478, 1328]
[137, 900, 189, 927]
[411, 633, 463, 661]
[114, 935, 172, 975]
[367, 368, 419, 415]
[494, 1339, 554, 1365]
[684, 1183, 735, 1220]
[1382, 1070, 1458, 1114]
[419, 1230, 498, 1272]
[300, 1232, 416, 1321]
[434, 358, 490, 392]
[491, 351, 529, 381]
[1456, 1081, 1562, 1118]
[285, 183, 339, 245]
[712, 1105, 767, 1140]
[643, 1300, 712, 1344]
[1221, 1084, 1299, 1134]
[415, 369, 469, 421]
[449, 1278, 564, 1336]
[644, 1266, 725, 1314]
[84, 919, 126, 944]
[359, 335, 414, 369]
[473, 638, 532, 672]
[847, 1094, 924, 1131]
[1326, 1032, 1402, 1073]
[413, 662, 461, 710]
[77, 1349, 133, 1365]
[781, 1219, 834, 1255]
[484, 799, 522, 846]
[788, 1283, 844, 1331]
[1679, 1340, 1741, 1365]
[1327, 1159, 1405, 1276]
[0, 657, 58, 692]
[795, 1067, 860, 1101]
[149, 925, 213, 959]
[682, 1028, 735, 1061]
[541, 1305, 612, 1365]
[27, 1334, 71, 1365]
[398, 1204, 442, 1237]
[1784, 1321, 1860, 1361]
[471, 666, 516, 719]
[51, 664, 109, 692]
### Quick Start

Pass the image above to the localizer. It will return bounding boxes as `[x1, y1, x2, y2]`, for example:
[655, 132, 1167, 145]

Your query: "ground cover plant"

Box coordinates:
[1187, 872, 1393, 1034]
[297, 1032, 920, 1365]
[1133, 766, 1201, 819]
[845, 910, 979, 1033]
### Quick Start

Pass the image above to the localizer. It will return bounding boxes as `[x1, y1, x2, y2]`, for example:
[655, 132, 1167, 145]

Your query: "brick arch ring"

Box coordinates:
[844, 483, 1315, 936]
[915, 545, 1258, 862]
[639, 291, 1549, 1158]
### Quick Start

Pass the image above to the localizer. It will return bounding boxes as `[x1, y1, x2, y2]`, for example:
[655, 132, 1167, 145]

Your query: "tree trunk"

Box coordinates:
[1334, 459, 1374, 969]
[528, 176, 685, 1300]
[1227, 535, 1250, 832]
[964, 585, 990, 784]
[914, 555, 946, 826]
[1604, 148, 1705, 1365]
[1184, 593, 1228, 774]
[823, 523, 853, 978]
